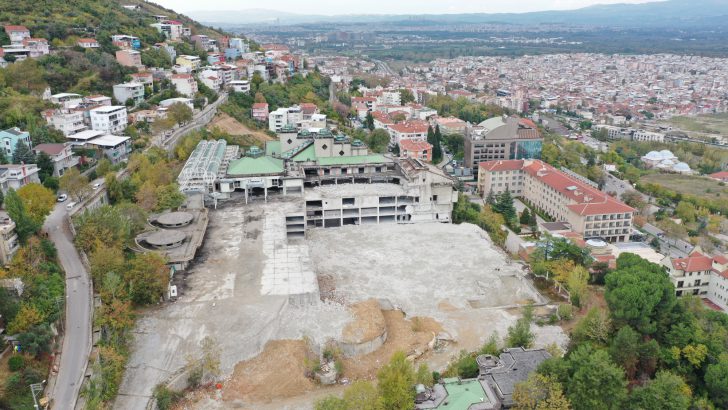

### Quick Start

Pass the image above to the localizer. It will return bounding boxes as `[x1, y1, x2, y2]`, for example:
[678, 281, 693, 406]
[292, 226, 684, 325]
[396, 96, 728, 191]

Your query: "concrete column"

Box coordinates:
[245, 187, 248, 204]
[264, 186, 268, 202]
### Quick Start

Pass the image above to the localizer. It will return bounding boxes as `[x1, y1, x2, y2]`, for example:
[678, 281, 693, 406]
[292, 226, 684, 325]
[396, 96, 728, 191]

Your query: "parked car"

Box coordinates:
[93, 183, 101, 190]
[66, 202, 77, 210]
[57, 194, 68, 202]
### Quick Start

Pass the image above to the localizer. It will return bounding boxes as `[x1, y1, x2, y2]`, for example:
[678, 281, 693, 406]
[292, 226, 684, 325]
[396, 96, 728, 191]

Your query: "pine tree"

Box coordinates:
[365, 111, 374, 131]
[486, 190, 496, 205]
[520, 208, 531, 225]
[494, 188, 517, 222]
[12, 140, 35, 164]
[432, 125, 443, 163]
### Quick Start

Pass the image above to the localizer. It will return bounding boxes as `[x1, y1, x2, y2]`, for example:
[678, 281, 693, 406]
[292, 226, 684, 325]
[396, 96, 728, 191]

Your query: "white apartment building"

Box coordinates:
[49, 92, 83, 109]
[32, 143, 78, 177]
[0, 211, 19, 264]
[199, 69, 222, 91]
[376, 90, 401, 106]
[171, 74, 198, 97]
[90, 106, 128, 135]
[229, 80, 250, 93]
[387, 122, 429, 147]
[478, 159, 635, 243]
[632, 130, 665, 142]
[0, 164, 40, 193]
[268, 106, 303, 132]
[663, 249, 728, 312]
[43, 109, 86, 136]
[113, 82, 145, 106]
[150, 20, 183, 40]
[86, 135, 132, 164]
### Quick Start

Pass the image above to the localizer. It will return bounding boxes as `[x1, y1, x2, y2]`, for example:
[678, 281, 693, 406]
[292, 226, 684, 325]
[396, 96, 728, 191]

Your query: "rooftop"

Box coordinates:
[226, 156, 284, 176]
[87, 135, 131, 147]
[90, 105, 126, 114]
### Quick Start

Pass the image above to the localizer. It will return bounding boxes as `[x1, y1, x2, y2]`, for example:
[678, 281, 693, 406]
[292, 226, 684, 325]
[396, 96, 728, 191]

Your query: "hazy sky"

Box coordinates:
[156, 0, 657, 15]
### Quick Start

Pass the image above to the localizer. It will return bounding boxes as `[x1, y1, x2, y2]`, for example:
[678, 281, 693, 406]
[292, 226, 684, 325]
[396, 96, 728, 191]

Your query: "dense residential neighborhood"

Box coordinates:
[0, 0, 727, 410]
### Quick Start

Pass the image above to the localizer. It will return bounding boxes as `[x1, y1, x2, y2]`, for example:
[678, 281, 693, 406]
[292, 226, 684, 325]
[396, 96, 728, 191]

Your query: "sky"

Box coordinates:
[155, 0, 658, 16]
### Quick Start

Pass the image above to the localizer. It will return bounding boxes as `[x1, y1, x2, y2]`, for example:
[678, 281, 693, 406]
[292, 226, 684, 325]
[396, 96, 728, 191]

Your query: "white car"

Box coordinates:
[93, 183, 101, 190]
[66, 202, 77, 210]
[57, 194, 68, 202]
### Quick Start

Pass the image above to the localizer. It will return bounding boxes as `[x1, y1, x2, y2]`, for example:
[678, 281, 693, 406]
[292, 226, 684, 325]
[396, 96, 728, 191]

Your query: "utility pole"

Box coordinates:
[30, 380, 46, 410]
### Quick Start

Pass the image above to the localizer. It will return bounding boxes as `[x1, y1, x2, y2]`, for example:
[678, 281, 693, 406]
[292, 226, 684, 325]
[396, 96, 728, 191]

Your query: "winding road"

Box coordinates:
[45, 203, 92, 410]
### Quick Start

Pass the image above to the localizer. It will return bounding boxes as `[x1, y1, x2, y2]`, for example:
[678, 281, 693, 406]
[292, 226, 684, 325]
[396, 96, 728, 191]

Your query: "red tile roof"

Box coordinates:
[4, 25, 29, 32]
[672, 252, 714, 272]
[709, 171, 728, 181]
[33, 143, 67, 156]
[77, 38, 98, 44]
[399, 139, 432, 152]
[479, 160, 525, 172]
[252, 103, 269, 109]
[388, 121, 429, 134]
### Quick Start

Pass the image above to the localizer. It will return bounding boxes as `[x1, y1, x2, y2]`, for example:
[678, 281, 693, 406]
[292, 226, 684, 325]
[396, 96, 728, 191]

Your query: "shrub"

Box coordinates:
[187, 365, 203, 388]
[8, 355, 25, 372]
[558, 304, 574, 321]
[154, 384, 182, 410]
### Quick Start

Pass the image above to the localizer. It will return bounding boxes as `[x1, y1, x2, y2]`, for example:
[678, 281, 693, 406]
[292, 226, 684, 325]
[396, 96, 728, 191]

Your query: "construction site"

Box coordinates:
[115, 194, 566, 410]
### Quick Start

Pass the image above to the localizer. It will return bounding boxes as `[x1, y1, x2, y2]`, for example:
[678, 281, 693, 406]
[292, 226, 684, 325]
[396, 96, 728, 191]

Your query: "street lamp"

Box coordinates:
[30, 380, 46, 410]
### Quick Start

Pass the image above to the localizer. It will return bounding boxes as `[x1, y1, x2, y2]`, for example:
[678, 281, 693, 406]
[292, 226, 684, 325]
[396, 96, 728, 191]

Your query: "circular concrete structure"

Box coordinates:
[156, 211, 194, 228]
[145, 230, 186, 249]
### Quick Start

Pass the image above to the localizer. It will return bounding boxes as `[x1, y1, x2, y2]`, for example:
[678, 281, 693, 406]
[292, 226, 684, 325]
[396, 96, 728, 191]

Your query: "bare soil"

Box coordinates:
[222, 340, 317, 404]
[342, 299, 386, 343]
[207, 112, 274, 145]
[560, 286, 607, 333]
[340, 310, 442, 381]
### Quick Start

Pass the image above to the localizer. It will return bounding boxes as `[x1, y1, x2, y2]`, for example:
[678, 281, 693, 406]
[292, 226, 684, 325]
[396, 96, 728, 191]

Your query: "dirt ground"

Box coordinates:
[222, 340, 317, 404]
[341, 310, 442, 381]
[207, 112, 274, 145]
[560, 286, 608, 333]
[342, 299, 386, 343]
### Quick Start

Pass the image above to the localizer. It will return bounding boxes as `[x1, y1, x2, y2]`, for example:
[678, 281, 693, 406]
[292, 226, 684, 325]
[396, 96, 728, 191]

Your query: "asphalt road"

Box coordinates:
[45, 203, 92, 410]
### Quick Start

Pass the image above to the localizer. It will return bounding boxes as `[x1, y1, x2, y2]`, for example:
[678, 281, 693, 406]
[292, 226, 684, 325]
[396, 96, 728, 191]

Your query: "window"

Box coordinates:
[339, 150, 345, 156]
[322, 144, 328, 150]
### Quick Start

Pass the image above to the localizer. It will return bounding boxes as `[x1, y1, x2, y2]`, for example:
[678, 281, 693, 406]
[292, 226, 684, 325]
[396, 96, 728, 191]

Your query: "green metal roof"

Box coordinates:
[291, 143, 317, 162]
[436, 379, 492, 409]
[226, 156, 284, 176]
[265, 141, 281, 156]
[317, 154, 388, 166]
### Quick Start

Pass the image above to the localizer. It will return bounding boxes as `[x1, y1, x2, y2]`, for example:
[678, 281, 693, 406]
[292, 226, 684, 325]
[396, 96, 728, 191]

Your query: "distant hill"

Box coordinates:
[0, 0, 225, 45]
[189, 0, 728, 28]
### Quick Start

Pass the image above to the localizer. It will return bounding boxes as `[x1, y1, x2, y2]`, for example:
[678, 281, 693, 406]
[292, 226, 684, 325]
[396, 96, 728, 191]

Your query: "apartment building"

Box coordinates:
[434, 116, 467, 135]
[86, 135, 132, 164]
[399, 139, 433, 162]
[199, 69, 222, 91]
[465, 116, 543, 174]
[49, 92, 83, 109]
[113, 82, 145, 106]
[170, 74, 198, 97]
[111, 35, 141, 49]
[0, 212, 19, 265]
[32, 143, 78, 177]
[176, 55, 201, 71]
[0, 164, 41, 192]
[478, 159, 635, 243]
[90, 106, 128, 135]
[663, 249, 728, 312]
[252, 103, 269, 122]
[4, 25, 30, 44]
[115, 49, 143, 68]
[77, 38, 99, 48]
[387, 121, 429, 147]
[0, 128, 32, 157]
[150, 20, 184, 40]
[229, 80, 250, 93]
[268, 106, 304, 132]
[352, 97, 377, 119]
[43, 109, 86, 136]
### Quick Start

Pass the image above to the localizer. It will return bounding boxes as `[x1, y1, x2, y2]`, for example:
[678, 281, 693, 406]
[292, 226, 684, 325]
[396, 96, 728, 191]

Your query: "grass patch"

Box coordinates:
[670, 113, 728, 135]
[640, 173, 728, 202]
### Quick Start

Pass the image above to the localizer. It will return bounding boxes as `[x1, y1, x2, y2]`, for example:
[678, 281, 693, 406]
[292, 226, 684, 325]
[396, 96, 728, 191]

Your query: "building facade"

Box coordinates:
[465, 116, 543, 173]
[89, 106, 128, 135]
[0, 128, 32, 158]
[478, 159, 635, 243]
[113, 82, 145, 106]
[663, 249, 728, 312]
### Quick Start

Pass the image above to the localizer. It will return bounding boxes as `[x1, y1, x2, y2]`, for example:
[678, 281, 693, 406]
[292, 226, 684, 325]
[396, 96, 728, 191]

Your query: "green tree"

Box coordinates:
[605, 253, 677, 336]
[630, 371, 692, 410]
[494, 188, 517, 223]
[168, 102, 193, 125]
[398, 89, 415, 105]
[365, 111, 374, 131]
[432, 125, 443, 163]
[572, 308, 611, 346]
[4, 188, 39, 242]
[507, 306, 535, 348]
[705, 360, 728, 408]
[520, 208, 531, 226]
[609, 325, 640, 379]
[60, 167, 91, 201]
[12, 140, 35, 164]
[567, 346, 627, 410]
[125, 253, 169, 305]
[17, 183, 56, 226]
[96, 158, 113, 177]
[366, 129, 391, 153]
[343, 380, 383, 410]
[36, 151, 54, 181]
[377, 351, 415, 410]
[513, 373, 571, 410]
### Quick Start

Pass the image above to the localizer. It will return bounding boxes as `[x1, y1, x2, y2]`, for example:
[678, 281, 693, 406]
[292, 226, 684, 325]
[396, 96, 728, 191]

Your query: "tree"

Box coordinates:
[17, 183, 56, 226]
[343, 381, 383, 410]
[705, 360, 728, 408]
[17, 324, 53, 358]
[398, 89, 415, 105]
[125, 253, 169, 305]
[12, 140, 35, 164]
[520, 208, 531, 226]
[630, 371, 692, 410]
[168, 102, 193, 125]
[494, 189, 517, 222]
[567, 346, 627, 410]
[621, 190, 647, 214]
[36, 151, 54, 182]
[507, 306, 535, 348]
[605, 254, 677, 336]
[7, 304, 44, 334]
[377, 351, 415, 410]
[567, 265, 589, 307]
[89, 242, 126, 285]
[415, 363, 434, 387]
[155, 184, 185, 211]
[609, 325, 640, 379]
[572, 308, 611, 346]
[432, 125, 443, 164]
[4, 188, 39, 242]
[60, 167, 91, 201]
[96, 158, 113, 177]
[364, 111, 374, 131]
[513, 373, 571, 410]
[366, 129, 390, 154]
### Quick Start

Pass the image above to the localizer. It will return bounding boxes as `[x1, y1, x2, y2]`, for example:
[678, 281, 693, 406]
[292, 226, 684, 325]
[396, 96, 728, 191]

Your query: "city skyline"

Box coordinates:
[155, 0, 656, 16]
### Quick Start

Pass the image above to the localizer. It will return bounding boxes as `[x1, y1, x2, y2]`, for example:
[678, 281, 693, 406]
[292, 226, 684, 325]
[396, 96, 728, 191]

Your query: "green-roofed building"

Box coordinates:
[226, 156, 284, 176]
[415, 378, 498, 410]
